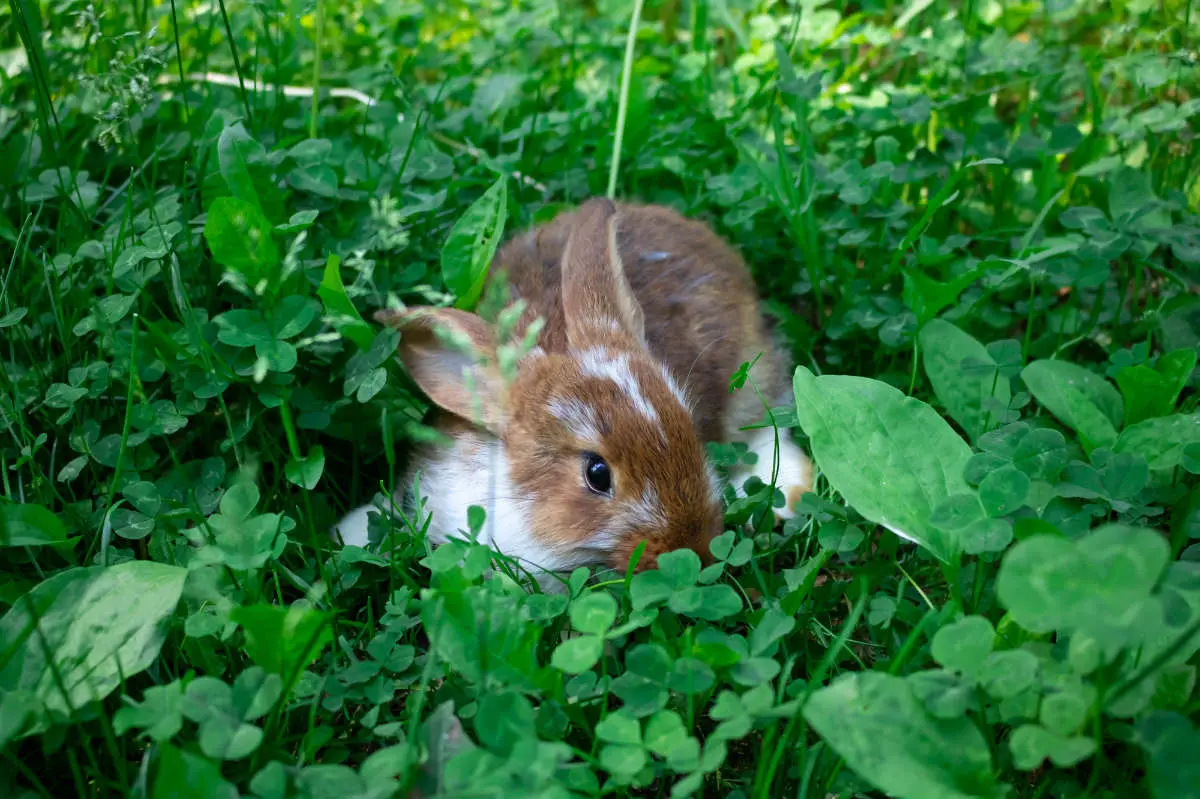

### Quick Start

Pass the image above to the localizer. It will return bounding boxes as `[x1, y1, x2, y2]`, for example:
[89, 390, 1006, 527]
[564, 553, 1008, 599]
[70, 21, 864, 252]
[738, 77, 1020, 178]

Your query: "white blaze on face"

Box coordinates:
[656, 363, 691, 411]
[576, 347, 661, 425]
[547, 396, 601, 443]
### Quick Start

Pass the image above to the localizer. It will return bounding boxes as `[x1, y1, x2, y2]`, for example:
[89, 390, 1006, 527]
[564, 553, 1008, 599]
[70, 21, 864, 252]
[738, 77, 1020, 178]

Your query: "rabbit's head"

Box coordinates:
[380, 198, 723, 573]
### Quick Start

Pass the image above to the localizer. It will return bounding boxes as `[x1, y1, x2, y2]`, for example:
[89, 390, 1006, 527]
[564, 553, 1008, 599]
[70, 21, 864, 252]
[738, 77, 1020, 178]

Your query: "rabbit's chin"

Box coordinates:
[330, 432, 603, 587]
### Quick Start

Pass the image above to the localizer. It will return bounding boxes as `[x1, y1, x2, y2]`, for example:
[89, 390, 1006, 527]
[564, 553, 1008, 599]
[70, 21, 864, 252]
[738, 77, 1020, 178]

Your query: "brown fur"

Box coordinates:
[495, 200, 792, 441]
[385, 198, 800, 574]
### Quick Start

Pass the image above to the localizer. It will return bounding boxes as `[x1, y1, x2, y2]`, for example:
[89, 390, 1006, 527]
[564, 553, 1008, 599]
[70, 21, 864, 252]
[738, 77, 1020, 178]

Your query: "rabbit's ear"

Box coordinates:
[376, 307, 506, 434]
[561, 198, 646, 350]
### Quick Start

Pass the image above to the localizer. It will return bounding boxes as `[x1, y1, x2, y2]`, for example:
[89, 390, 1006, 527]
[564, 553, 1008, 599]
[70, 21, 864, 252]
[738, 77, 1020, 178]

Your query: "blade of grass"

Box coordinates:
[607, 0, 645, 199]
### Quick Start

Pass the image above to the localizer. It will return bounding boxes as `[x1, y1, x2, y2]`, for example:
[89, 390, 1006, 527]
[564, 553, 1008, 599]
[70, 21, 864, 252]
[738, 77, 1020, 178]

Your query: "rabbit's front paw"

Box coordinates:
[331, 503, 376, 547]
[738, 427, 813, 521]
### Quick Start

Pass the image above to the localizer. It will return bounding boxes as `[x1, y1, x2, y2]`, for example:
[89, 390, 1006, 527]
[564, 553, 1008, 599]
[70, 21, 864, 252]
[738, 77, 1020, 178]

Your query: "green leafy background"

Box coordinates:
[0, 1, 1198, 798]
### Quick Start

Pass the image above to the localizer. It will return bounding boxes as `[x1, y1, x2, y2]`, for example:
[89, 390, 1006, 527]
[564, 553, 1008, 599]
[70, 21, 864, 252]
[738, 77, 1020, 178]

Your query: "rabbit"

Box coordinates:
[332, 197, 812, 579]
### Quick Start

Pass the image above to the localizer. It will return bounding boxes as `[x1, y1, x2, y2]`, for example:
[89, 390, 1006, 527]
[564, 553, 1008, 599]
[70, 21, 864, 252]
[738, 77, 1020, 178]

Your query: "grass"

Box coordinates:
[1, 0, 1199, 797]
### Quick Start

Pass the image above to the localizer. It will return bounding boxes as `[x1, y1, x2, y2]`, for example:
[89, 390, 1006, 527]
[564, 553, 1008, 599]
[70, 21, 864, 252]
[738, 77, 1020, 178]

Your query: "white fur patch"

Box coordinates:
[579, 484, 665, 560]
[577, 348, 660, 425]
[706, 462, 723, 506]
[331, 503, 376, 548]
[735, 427, 813, 519]
[331, 435, 590, 584]
[547, 396, 601, 442]
[631, 484, 665, 529]
[658, 364, 691, 410]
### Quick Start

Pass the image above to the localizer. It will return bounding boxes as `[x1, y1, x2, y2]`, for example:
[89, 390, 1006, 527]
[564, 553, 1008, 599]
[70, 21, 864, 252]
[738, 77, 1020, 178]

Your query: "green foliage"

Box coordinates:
[1, 0, 1197, 796]
[793, 367, 973, 562]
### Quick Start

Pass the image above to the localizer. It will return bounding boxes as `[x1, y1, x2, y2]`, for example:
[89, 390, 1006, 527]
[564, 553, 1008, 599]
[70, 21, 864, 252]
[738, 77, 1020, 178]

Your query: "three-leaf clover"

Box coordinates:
[182, 668, 282, 760]
[114, 681, 186, 742]
[197, 483, 293, 570]
[630, 550, 743, 621]
[551, 592, 618, 674]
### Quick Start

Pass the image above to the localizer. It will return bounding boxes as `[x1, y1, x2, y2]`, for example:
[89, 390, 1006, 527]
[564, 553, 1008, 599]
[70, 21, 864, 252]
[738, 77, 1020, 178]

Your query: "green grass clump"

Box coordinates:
[2, 1, 1199, 797]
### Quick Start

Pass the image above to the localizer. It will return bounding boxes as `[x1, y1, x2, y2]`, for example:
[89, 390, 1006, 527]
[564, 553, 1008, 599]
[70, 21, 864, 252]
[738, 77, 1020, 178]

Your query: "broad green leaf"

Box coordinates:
[0, 307, 27, 328]
[920, 319, 1011, 440]
[1114, 413, 1200, 471]
[0, 691, 36, 749]
[1116, 348, 1196, 425]
[0, 561, 187, 738]
[792, 367, 973, 563]
[804, 672, 1003, 799]
[0, 502, 74, 556]
[996, 525, 1169, 641]
[285, 446, 325, 490]
[204, 196, 279, 284]
[1021, 360, 1122, 453]
[317, 254, 374, 351]
[441, 175, 507, 310]
[230, 603, 332, 677]
[217, 122, 267, 212]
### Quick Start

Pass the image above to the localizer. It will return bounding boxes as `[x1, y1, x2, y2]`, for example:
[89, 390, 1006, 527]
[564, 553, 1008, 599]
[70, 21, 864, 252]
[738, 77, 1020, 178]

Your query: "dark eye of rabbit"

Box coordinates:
[582, 452, 613, 496]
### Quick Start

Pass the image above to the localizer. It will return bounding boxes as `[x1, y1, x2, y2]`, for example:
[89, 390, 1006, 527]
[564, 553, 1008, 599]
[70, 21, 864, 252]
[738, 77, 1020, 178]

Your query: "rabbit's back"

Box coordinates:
[491, 202, 789, 443]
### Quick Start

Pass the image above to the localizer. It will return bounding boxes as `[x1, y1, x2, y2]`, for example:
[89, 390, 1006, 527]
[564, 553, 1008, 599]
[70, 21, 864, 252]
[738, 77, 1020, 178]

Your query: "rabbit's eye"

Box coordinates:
[583, 452, 613, 496]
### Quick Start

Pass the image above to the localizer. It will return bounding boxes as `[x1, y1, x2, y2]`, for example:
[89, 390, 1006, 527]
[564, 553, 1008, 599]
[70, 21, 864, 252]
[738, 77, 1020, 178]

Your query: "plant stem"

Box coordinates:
[607, 0, 645, 199]
[309, 0, 324, 139]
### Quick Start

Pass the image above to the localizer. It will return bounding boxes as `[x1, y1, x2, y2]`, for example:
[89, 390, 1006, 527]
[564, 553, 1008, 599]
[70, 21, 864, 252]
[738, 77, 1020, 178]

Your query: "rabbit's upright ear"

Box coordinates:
[561, 198, 646, 350]
[376, 307, 506, 434]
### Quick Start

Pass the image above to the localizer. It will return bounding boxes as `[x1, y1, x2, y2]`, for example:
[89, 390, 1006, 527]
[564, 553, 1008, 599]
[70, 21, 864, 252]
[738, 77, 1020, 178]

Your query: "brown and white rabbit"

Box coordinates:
[333, 198, 812, 577]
